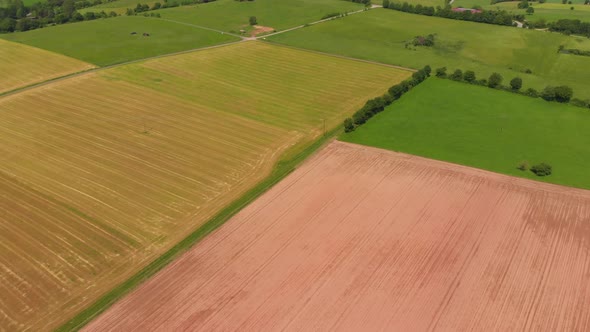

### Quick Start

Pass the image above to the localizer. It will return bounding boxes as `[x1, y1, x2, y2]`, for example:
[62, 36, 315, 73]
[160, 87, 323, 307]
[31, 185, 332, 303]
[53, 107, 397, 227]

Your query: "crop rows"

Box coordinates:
[86, 141, 590, 331]
[0, 41, 410, 330]
[0, 39, 94, 94]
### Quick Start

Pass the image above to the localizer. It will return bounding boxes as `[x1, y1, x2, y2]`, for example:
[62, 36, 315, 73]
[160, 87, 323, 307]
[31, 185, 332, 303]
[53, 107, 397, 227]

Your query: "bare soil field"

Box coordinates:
[86, 141, 590, 331]
[0, 42, 410, 331]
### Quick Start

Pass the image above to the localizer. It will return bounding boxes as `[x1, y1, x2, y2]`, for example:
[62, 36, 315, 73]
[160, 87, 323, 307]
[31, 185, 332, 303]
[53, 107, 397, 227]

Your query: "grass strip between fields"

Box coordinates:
[57, 128, 339, 331]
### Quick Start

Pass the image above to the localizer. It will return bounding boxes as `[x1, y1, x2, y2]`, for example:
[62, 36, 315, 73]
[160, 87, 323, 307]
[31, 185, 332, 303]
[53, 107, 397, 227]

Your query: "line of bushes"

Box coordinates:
[434, 66, 590, 108]
[517, 161, 553, 176]
[548, 19, 590, 37]
[558, 46, 590, 57]
[382, 0, 516, 27]
[125, 0, 213, 15]
[349, 0, 371, 5]
[343, 65, 431, 133]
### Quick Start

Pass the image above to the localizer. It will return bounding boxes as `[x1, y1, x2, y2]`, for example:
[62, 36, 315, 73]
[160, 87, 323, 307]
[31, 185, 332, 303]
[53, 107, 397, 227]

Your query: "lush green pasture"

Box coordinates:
[1, 16, 238, 66]
[154, 0, 363, 34]
[269, 9, 590, 100]
[342, 78, 590, 189]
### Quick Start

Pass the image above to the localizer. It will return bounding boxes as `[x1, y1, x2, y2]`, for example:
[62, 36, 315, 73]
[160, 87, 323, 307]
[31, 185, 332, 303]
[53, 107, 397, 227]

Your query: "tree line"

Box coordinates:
[349, 0, 371, 5]
[434, 66, 589, 107]
[547, 19, 590, 37]
[558, 46, 590, 57]
[343, 65, 432, 133]
[0, 0, 116, 32]
[0, 0, 215, 33]
[382, 0, 515, 26]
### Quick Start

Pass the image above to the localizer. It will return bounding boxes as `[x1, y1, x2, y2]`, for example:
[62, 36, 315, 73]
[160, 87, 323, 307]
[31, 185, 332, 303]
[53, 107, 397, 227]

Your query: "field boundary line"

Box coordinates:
[57, 129, 340, 331]
[0, 39, 244, 99]
[155, 17, 246, 39]
[261, 4, 381, 39]
[260, 40, 417, 73]
[1, 5, 392, 99]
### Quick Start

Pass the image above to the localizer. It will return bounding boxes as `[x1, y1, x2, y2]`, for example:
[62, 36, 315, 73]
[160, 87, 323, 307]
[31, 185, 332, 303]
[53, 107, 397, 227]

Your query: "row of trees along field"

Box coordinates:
[126, 0, 214, 15]
[0, 0, 117, 32]
[547, 19, 590, 37]
[344, 66, 431, 133]
[434, 67, 589, 106]
[382, 0, 516, 26]
[0, 0, 215, 33]
[383, 0, 590, 37]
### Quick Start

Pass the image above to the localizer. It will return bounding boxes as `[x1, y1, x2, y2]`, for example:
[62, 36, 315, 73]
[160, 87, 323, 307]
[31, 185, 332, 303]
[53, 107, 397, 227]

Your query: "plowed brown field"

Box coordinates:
[86, 141, 590, 331]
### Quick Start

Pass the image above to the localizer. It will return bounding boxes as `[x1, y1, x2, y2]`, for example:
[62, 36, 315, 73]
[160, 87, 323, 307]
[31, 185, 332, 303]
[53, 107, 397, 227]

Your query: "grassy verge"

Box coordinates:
[57, 128, 339, 331]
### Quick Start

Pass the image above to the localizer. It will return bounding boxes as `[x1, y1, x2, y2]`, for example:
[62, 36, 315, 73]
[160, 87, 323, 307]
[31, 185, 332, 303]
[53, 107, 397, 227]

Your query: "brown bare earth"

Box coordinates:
[251, 25, 275, 36]
[86, 141, 590, 331]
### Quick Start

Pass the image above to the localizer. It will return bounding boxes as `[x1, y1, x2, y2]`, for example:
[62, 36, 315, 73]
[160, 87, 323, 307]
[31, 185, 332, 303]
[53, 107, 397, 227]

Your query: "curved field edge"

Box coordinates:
[57, 129, 338, 332]
[0, 39, 95, 94]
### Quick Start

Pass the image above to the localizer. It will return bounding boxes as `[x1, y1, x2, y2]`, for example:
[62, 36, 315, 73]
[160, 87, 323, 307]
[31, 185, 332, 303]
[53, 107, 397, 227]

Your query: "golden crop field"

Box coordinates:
[0, 41, 411, 331]
[0, 39, 95, 94]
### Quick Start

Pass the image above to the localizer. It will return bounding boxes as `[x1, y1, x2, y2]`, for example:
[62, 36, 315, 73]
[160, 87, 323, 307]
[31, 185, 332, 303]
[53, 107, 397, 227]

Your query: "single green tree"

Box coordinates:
[510, 77, 523, 91]
[343, 118, 354, 132]
[554, 85, 573, 102]
[488, 72, 503, 88]
[530, 163, 552, 176]
[463, 70, 476, 83]
[435, 66, 447, 78]
[541, 86, 556, 101]
[450, 69, 463, 81]
[249, 16, 257, 25]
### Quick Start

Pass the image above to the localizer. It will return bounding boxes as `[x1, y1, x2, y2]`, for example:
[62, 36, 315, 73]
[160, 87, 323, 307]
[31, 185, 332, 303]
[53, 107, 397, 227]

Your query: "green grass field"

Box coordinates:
[268, 8, 590, 100]
[1, 16, 238, 66]
[341, 78, 590, 189]
[154, 0, 364, 34]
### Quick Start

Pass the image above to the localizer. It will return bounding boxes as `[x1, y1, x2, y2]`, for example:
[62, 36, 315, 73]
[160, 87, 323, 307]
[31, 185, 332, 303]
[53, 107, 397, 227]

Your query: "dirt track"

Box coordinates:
[85, 141, 590, 331]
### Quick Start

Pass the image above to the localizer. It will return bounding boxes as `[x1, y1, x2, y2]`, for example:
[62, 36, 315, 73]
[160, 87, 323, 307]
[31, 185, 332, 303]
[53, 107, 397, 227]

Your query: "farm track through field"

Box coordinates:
[85, 141, 590, 331]
[0, 5, 406, 100]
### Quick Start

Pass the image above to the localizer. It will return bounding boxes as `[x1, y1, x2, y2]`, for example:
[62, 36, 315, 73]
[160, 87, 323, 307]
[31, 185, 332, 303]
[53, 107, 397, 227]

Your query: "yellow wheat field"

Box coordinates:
[0, 39, 95, 94]
[0, 41, 411, 331]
